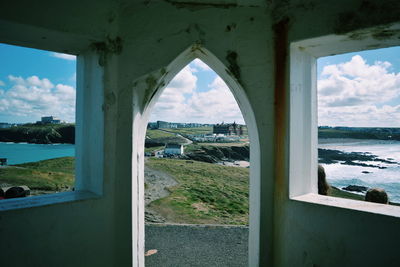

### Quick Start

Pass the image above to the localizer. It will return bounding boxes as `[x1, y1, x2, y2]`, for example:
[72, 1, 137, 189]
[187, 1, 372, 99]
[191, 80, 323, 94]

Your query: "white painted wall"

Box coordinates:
[275, 1, 400, 266]
[0, 0, 399, 266]
[164, 146, 183, 155]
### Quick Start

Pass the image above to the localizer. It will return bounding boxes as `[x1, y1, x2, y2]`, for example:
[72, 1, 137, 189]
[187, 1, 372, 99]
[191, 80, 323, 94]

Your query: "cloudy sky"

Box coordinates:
[1, 43, 400, 127]
[318, 46, 400, 127]
[0, 43, 76, 123]
[149, 59, 244, 124]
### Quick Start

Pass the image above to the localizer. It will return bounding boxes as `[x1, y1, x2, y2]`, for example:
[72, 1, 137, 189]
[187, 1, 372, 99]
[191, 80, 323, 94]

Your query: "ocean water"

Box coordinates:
[0, 142, 75, 165]
[319, 139, 400, 203]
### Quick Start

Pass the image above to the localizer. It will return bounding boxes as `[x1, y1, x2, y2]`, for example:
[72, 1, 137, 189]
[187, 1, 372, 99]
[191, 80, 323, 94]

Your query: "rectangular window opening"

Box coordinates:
[317, 46, 400, 207]
[290, 26, 400, 217]
[0, 43, 77, 202]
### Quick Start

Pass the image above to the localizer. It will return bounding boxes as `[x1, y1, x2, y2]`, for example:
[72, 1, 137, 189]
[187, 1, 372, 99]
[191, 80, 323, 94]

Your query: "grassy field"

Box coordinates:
[145, 146, 164, 153]
[147, 158, 249, 225]
[196, 142, 248, 147]
[146, 129, 176, 139]
[161, 127, 213, 135]
[146, 129, 187, 145]
[0, 157, 74, 191]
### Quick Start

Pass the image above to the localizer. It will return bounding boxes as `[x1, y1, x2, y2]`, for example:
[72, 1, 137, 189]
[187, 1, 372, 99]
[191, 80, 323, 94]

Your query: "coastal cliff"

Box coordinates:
[0, 124, 75, 144]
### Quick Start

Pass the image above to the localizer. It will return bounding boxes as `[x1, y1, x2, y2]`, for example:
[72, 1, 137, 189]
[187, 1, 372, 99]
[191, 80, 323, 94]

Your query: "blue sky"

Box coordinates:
[1, 42, 399, 126]
[317, 46, 400, 77]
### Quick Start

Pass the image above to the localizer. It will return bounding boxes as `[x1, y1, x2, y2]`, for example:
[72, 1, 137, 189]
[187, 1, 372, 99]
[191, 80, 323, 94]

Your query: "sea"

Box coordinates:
[0, 142, 75, 165]
[319, 139, 400, 203]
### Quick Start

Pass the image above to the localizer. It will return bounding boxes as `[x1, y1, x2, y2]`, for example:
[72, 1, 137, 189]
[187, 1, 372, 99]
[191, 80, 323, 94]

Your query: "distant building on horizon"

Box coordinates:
[213, 122, 246, 136]
[0, 122, 16, 129]
[147, 120, 213, 129]
[37, 116, 61, 124]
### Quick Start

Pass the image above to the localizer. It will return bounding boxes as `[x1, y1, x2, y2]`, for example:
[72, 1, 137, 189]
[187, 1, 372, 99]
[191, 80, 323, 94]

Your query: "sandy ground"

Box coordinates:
[218, 160, 250, 168]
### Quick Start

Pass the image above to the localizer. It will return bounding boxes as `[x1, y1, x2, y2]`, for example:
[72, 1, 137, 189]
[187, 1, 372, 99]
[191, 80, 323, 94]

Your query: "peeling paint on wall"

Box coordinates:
[164, 0, 237, 10]
[191, 42, 206, 55]
[103, 92, 116, 112]
[272, 0, 316, 23]
[142, 74, 164, 110]
[225, 23, 237, 32]
[226, 51, 241, 84]
[345, 26, 400, 41]
[334, 0, 400, 35]
[157, 24, 205, 45]
[91, 36, 123, 66]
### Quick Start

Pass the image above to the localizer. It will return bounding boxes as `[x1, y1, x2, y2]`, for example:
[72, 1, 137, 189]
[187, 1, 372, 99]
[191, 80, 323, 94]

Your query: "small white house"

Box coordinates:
[164, 143, 184, 155]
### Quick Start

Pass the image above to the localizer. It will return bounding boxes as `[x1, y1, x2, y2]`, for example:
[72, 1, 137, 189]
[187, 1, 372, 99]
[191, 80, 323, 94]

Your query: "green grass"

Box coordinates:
[184, 143, 203, 153]
[0, 157, 74, 191]
[146, 129, 187, 144]
[146, 129, 176, 139]
[145, 146, 164, 153]
[161, 127, 213, 135]
[16, 157, 75, 174]
[146, 158, 249, 225]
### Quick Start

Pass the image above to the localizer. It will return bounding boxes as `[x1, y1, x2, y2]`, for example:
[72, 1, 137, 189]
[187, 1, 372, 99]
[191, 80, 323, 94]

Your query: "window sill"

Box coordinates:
[0, 190, 100, 212]
[291, 193, 400, 218]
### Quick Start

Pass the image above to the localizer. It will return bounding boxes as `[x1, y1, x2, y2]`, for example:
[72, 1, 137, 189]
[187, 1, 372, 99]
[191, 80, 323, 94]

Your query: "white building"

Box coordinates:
[39, 116, 61, 124]
[164, 143, 184, 155]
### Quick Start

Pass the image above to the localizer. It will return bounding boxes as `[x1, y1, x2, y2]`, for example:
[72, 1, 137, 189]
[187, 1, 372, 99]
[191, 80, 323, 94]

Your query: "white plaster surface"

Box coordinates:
[0, 1, 399, 267]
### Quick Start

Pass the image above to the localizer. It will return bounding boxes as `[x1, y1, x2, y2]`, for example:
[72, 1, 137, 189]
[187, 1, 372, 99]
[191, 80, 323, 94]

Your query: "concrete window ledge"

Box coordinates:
[0, 190, 100, 212]
[292, 193, 400, 218]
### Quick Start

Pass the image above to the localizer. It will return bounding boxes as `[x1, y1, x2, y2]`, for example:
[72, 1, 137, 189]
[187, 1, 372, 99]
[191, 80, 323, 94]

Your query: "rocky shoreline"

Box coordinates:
[318, 148, 398, 169]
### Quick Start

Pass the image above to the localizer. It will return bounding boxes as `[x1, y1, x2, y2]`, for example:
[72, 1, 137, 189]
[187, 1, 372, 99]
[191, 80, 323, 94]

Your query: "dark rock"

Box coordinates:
[185, 145, 249, 164]
[362, 171, 371, 174]
[5, 186, 27, 199]
[319, 148, 395, 169]
[342, 185, 369, 192]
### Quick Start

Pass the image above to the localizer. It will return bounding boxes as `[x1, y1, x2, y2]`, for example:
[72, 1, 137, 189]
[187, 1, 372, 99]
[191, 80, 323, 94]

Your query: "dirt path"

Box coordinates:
[145, 164, 178, 223]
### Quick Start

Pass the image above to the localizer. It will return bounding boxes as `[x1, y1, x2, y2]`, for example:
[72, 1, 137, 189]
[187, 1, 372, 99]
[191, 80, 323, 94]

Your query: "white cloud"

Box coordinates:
[150, 64, 244, 124]
[0, 80, 4, 86]
[186, 77, 244, 124]
[191, 58, 212, 71]
[166, 65, 197, 94]
[51, 52, 76, 61]
[0, 75, 75, 122]
[318, 55, 400, 126]
[150, 65, 196, 122]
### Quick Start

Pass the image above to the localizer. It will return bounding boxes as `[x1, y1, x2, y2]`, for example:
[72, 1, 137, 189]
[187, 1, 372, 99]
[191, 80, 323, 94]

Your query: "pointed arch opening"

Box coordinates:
[131, 46, 261, 266]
